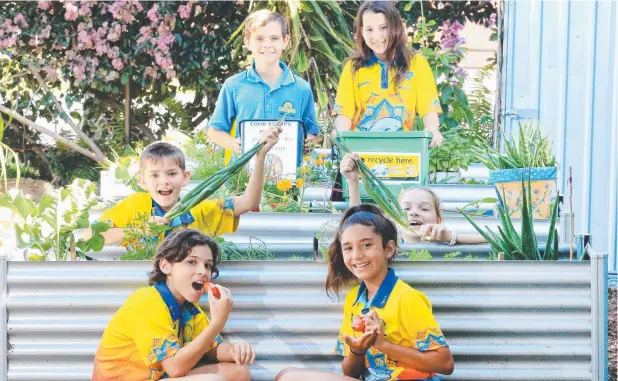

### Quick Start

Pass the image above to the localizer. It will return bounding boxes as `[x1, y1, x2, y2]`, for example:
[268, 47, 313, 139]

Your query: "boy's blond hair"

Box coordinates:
[244, 9, 288, 39]
[139, 141, 186, 173]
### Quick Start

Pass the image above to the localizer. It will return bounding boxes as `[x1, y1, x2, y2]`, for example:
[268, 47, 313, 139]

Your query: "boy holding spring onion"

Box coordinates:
[85, 126, 281, 245]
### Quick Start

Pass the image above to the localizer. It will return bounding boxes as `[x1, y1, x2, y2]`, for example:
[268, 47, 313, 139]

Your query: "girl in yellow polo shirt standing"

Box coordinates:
[275, 204, 454, 381]
[333, 1, 443, 148]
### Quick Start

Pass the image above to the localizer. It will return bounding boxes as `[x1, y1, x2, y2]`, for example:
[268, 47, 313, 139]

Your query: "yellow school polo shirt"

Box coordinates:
[99, 192, 239, 238]
[335, 268, 448, 381]
[92, 283, 222, 381]
[334, 53, 442, 131]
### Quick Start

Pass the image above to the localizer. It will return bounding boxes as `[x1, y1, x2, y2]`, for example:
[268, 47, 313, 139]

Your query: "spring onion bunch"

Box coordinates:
[165, 115, 287, 221]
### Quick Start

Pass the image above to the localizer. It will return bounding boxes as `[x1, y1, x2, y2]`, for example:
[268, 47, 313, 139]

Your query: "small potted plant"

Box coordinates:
[429, 128, 473, 183]
[472, 120, 557, 218]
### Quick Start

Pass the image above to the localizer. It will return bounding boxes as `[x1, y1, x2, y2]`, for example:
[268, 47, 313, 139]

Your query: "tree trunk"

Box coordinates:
[0, 105, 102, 163]
[124, 81, 131, 148]
[28, 63, 105, 161]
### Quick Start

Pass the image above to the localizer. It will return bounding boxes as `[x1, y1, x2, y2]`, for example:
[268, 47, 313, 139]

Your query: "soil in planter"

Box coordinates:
[0, 178, 53, 202]
[610, 287, 617, 381]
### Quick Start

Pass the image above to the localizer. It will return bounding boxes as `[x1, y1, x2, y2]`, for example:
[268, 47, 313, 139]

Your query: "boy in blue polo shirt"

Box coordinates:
[207, 9, 321, 166]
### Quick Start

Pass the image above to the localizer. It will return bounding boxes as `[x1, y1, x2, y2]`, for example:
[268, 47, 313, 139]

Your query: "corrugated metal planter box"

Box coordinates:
[1, 254, 608, 381]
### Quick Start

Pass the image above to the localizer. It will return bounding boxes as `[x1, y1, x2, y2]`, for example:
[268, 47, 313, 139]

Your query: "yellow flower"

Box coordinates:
[303, 155, 311, 163]
[319, 152, 328, 159]
[315, 159, 324, 166]
[296, 178, 305, 188]
[300, 166, 311, 174]
[277, 179, 293, 192]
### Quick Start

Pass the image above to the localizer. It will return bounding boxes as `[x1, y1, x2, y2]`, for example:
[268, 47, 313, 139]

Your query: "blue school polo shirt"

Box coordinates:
[208, 61, 320, 165]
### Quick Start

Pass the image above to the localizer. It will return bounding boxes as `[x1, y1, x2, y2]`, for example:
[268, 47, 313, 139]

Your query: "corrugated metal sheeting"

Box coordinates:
[82, 211, 560, 261]
[502, 0, 618, 270]
[2, 256, 608, 381]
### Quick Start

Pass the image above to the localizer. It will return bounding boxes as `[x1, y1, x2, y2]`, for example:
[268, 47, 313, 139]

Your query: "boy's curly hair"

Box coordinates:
[148, 229, 221, 285]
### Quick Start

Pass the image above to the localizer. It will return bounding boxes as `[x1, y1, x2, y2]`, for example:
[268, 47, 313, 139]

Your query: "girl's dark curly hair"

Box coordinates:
[148, 229, 221, 285]
[325, 204, 398, 297]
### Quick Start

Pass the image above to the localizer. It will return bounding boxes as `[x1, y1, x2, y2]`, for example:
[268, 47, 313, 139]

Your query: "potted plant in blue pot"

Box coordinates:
[472, 120, 558, 218]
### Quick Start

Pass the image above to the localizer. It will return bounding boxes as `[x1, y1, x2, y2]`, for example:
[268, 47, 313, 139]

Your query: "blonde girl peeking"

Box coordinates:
[341, 153, 487, 245]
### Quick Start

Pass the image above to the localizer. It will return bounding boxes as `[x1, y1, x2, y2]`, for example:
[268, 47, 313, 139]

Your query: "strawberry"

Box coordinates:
[203, 282, 221, 299]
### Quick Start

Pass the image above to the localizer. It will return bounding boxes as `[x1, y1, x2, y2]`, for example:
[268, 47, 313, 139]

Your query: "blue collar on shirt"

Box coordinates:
[365, 52, 390, 90]
[152, 198, 195, 234]
[246, 61, 296, 87]
[154, 282, 201, 329]
[365, 52, 391, 67]
[353, 267, 398, 311]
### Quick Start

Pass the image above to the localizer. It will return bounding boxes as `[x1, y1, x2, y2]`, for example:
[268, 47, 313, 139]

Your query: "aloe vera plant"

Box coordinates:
[472, 120, 556, 170]
[460, 176, 560, 260]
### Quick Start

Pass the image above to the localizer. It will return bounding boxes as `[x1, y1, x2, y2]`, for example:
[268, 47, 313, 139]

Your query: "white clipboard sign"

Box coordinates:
[240, 120, 303, 180]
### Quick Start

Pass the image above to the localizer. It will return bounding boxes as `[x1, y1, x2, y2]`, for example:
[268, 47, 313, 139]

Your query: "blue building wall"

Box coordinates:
[502, 0, 617, 270]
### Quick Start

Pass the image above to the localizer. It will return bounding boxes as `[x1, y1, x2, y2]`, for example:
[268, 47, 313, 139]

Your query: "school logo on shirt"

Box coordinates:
[278, 101, 296, 114]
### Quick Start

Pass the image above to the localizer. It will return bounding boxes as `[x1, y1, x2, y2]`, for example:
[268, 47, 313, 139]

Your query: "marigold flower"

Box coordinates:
[277, 179, 293, 192]
[295, 178, 305, 188]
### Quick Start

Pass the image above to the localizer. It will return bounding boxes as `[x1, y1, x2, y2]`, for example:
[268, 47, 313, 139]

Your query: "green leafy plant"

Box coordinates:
[460, 178, 488, 185]
[0, 115, 21, 193]
[443, 252, 481, 261]
[215, 236, 274, 261]
[75, 221, 111, 256]
[460, 176, 560, 260]
[259, 177, 308, 213]
[472, 120, 557, 170]
[220, 168, 251, 199]
[467, 64, 496, 145]
[119, 212, 170, 260]
[404, 249, 433, 261]
[429, 128, 474, 176]
[184, 140, 226, 181]
[2, 179, 107, 260]
[102, 145, 144, 192]
[288, 255, 312, 261]
[443, 251, 463, 260]
[298, 152, 338, 184]
[3, 161, 39, 179]
[410, 9, 473, 132]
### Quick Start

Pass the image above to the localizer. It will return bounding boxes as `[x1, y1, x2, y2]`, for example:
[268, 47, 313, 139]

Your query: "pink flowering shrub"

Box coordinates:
[0, 1, 245, 101]
[0, 0, 248, 151]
